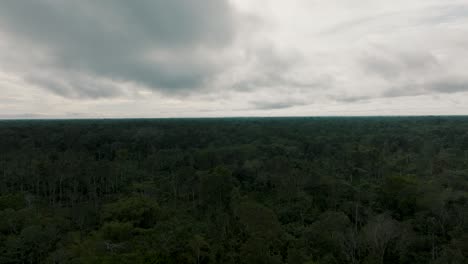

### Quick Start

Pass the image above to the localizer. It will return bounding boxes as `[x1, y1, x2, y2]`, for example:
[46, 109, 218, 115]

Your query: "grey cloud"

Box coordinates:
[320, 2, 468, 105]
[231, 46, 331, 93]
[382, 88, 412, 98]
[0, 0, 234, 49]
[232, 46, 299, 91]
[358, 48, 464, 99]
[25, 74, 123, 99]
[0, 113, 46, 119]
[381, 86, 425, 98]
[0, 112, 89, 119]
[333, 95, 372, 103]
[380, 77, 468, 99]
[361, 54, 401, 80]
[250, 100, 308, 110]
[361, 50, 439, 80]
[0, 0, 237, 97]
[429, 78, 468, 94]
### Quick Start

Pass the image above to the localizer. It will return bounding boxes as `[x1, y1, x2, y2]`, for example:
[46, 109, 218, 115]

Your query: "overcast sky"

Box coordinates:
[1, 0, 468, 118]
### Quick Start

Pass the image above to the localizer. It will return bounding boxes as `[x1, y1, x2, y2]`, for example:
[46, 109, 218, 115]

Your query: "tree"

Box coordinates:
[189, 234, 211, 264]
[102, 196, 159, 228]
[363, 214, 400, 264]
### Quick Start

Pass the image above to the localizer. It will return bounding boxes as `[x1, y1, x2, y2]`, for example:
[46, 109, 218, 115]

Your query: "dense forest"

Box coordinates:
[0, 117, 467, 264]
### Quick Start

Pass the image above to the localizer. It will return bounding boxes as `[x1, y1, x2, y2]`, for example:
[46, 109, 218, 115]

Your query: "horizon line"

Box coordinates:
[1, 114, 468, 121]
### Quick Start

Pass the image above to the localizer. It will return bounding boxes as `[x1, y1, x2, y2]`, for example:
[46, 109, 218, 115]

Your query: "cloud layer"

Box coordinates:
[0, 0, 240, 97]
[0, 0, 468, 117]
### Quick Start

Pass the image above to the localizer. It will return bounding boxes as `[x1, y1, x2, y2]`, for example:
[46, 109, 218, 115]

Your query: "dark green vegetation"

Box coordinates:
[0, 117, 467, 264]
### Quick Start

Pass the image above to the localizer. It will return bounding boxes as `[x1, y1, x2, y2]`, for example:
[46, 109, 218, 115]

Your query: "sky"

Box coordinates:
[1, 0, 468, 118]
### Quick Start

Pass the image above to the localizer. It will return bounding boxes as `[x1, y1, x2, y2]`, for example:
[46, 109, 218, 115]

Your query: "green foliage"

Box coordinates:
[379, 175, 420, 218]
[100, 221, 134, 242]
[0, 193, 26, 210]
[102, 196, 159, 228]
[200, 166, 233, 209]
[0, 117, 467, 263]
[237, 200, 283, 239]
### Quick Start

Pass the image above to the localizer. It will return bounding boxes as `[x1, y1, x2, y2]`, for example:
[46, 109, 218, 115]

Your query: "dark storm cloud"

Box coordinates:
[0, 0, 236, 97]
